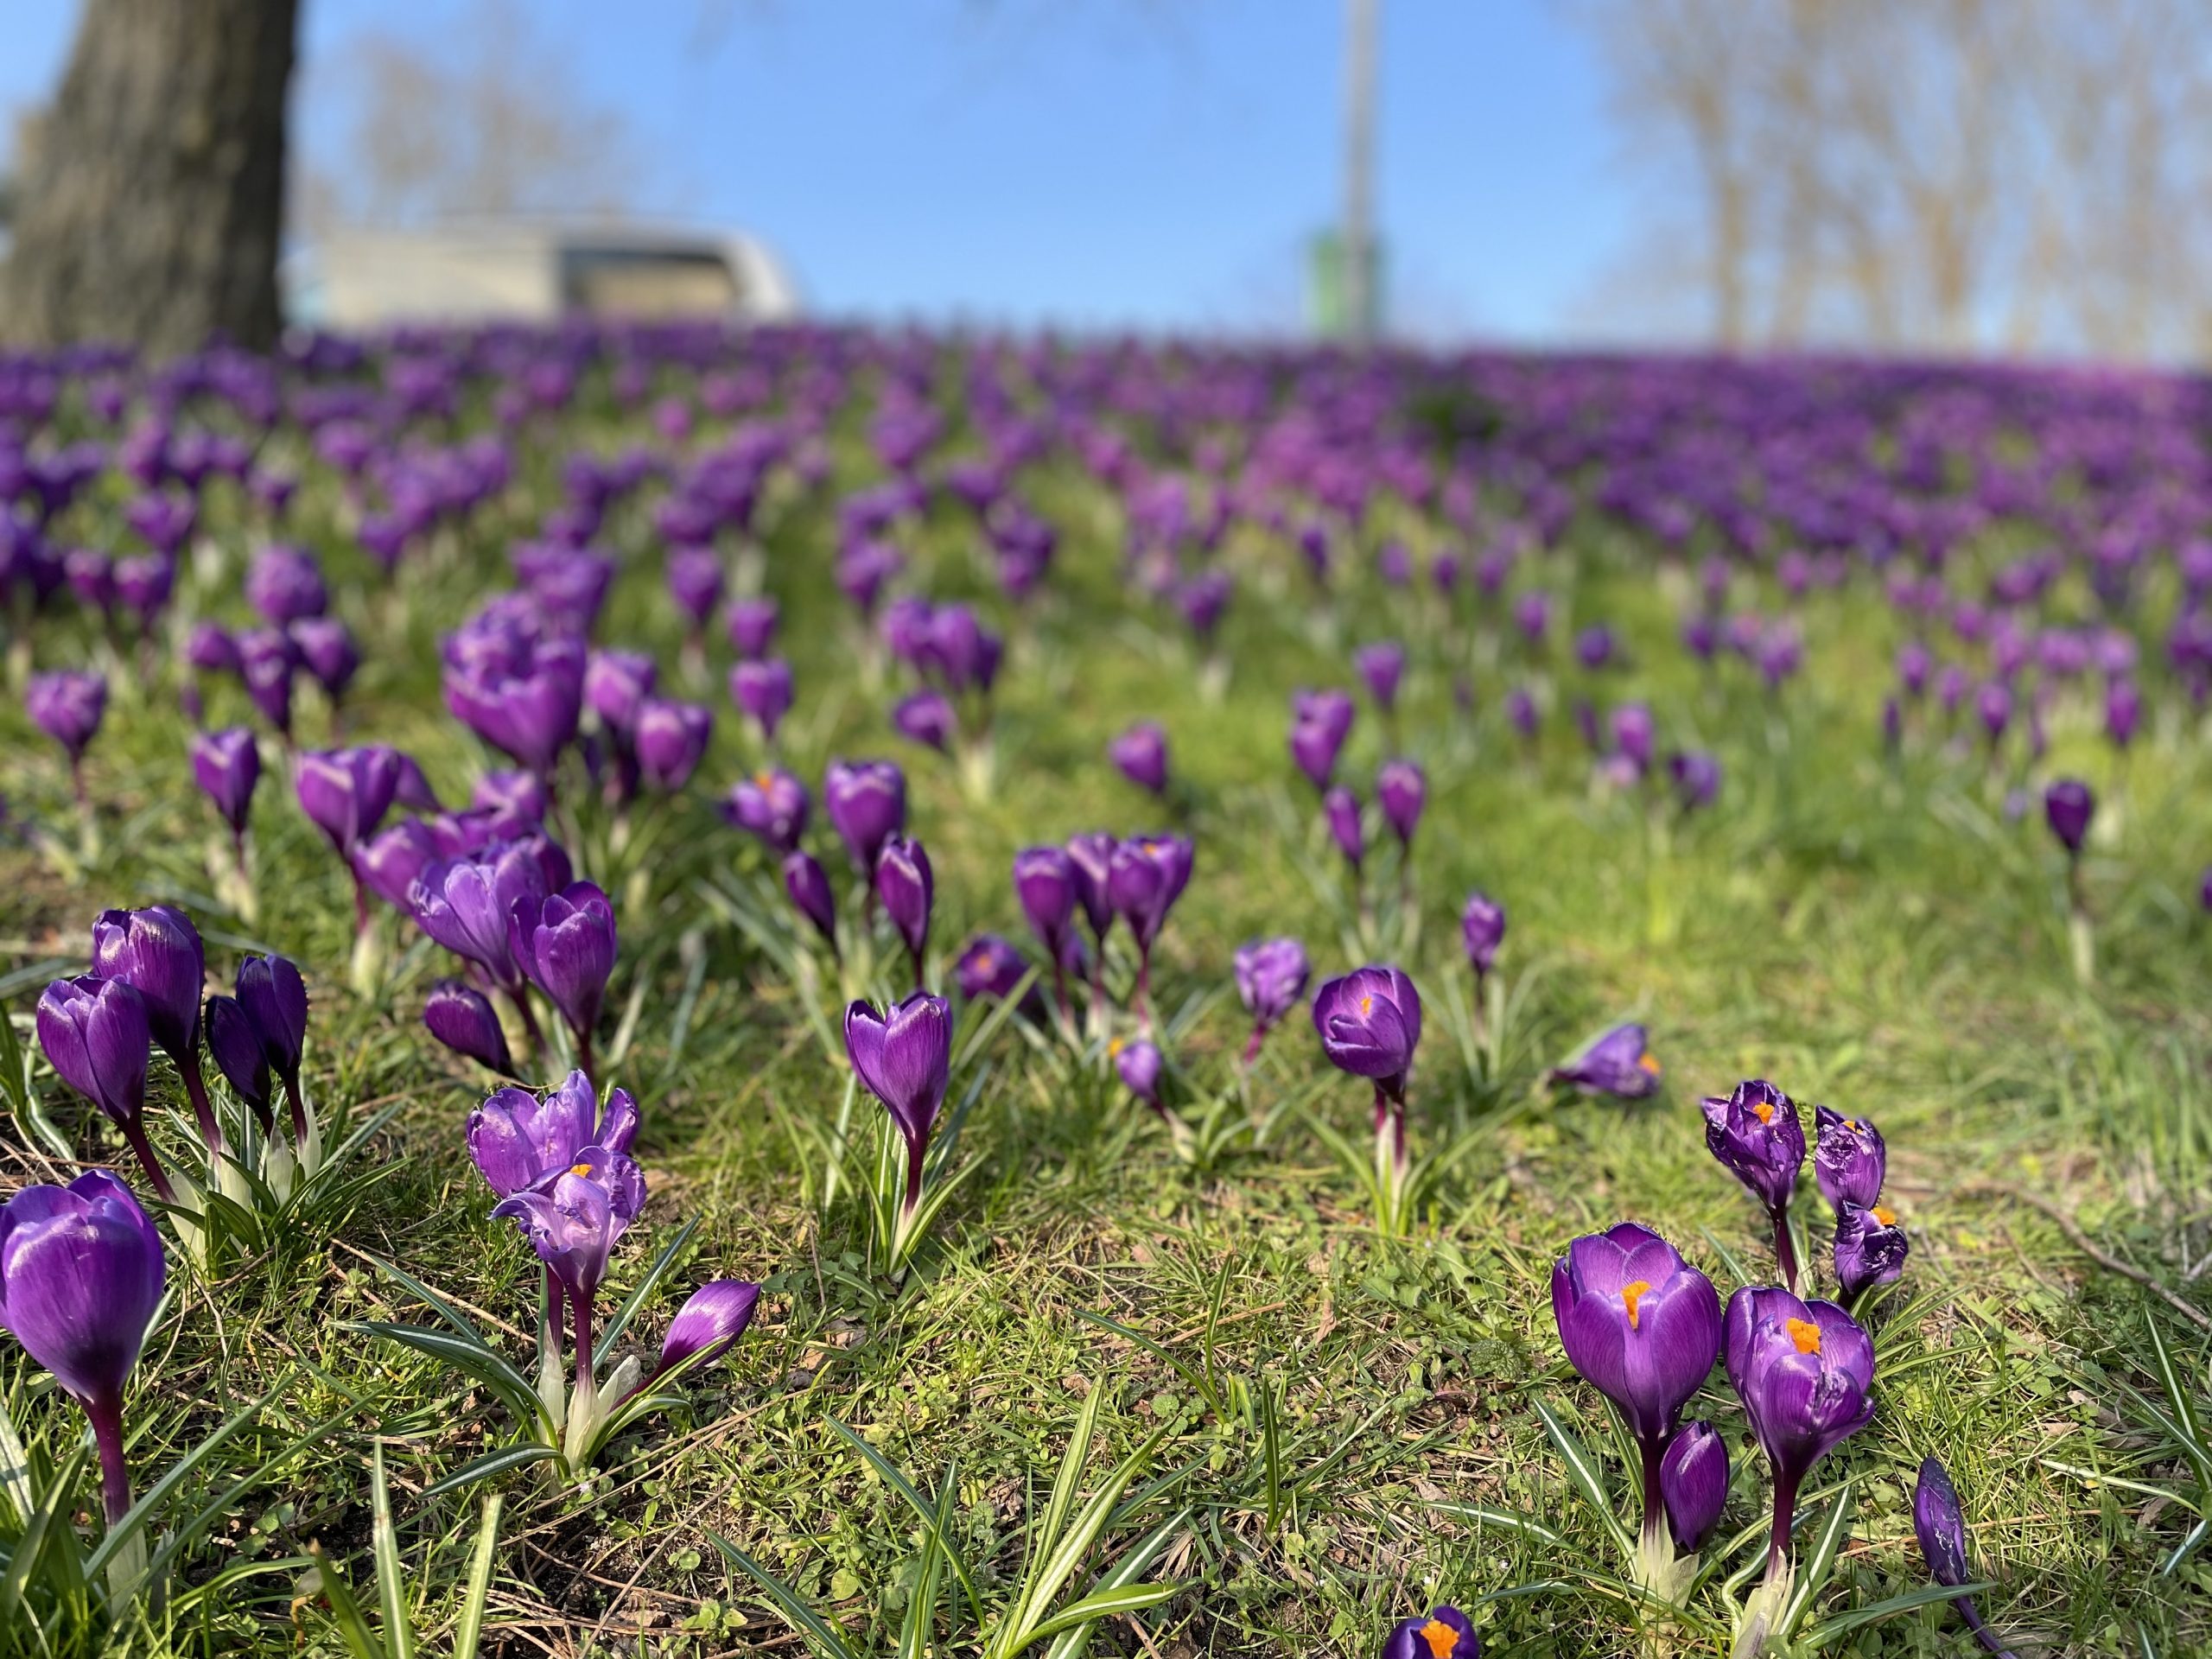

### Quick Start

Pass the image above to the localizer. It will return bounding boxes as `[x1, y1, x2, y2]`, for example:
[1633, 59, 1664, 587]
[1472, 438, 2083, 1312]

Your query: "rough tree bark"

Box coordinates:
[1, 0, 300, 356]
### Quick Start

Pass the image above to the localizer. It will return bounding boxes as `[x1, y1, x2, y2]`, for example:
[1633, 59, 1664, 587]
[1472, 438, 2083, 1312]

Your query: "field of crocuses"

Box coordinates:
[0, 329, 2208, 1657]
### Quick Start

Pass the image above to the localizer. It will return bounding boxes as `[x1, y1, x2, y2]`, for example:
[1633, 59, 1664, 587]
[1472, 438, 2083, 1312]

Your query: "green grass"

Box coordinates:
[1, 397, 2209, 1658]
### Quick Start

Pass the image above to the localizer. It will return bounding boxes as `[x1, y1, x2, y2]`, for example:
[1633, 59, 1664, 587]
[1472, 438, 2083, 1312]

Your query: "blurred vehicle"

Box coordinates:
[286, 220, 799, 327]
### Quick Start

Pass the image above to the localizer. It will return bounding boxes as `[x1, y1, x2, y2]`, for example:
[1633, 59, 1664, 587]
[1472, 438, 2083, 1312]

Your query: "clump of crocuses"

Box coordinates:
[1813, 1104, 1907, 1306]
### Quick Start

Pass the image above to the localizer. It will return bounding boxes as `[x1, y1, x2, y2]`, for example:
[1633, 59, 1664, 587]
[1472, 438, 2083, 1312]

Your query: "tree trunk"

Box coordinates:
[1, 0, 299, 357]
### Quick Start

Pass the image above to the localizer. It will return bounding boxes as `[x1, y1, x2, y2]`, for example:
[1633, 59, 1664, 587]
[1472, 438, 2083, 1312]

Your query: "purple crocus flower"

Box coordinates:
[1702, 1078, 1807, 1291]
[1109, 722, 1170, 795]
[1325, 786, 1365, 874]
[823, 759, 906, 874]
[725, 596, 779, 659]
[1514, 590, 1552, 645]
[92, 906, 222, 1154]
[2105, 678, 2140, 749]
[442, 632, 585, 782]
[954, 933, 1032, 1005]
[1115, 1037, 1166, 1115]
[844, 992, 953, 1217]
[893, 689, 957, 753]
[1107, 834, 1193, 1021]
[474, 769, 548, 825]
[204, 994, 272, 1135]
[634, 699, 713, 792]
[1288, 690, 1356, 791]
[410, 841, 552, 995]
[874, 835, 934, 987]
[236, 627, 296, 736]
[236, 953, 313, 1152]
[722, 766, 810, 853]
[36, 976, 169, 1202]
[1725, 1287, 1875, 1580]
[1669, 751, 1721, 811]
[665, 547, 725, 632]
[1234, 936, 1310, 1061]
[1611, 704, 1655, 774]
[423, 979, 516, 1077]
[245, 545, 327, 624]
[1832, 1201, 1909, 1302]
[1552, 1222, 1723, 1546]
[509, 882, 618, 1074]
[1376, 760, 1425, 849]
[649, 1280, 762, 1382]
[2044, 779, 2094, 858]
[585, 650, 658, 737]
[493, 1146, 648, 1395]
[730, 658, 794, 740]
[295, 745, 402, 863]
[1575, 625, 1617, 670]
[1352, 642, 1405, 711]
[28, 670, 105, 797]
[1661, 1421, 1729, 1552]
[1460, 892, 1505, 984]
[1313, 963, 1422, 1205]
[290, 617, 360, 701]
[467, 1070, 639, 1198]
[1506, 687, 1539, 740]
[0, 1171, 166, 1528]
[1811, 1104, 1885, 1211]
[1382, 1606, 1477, 1659]
[1915, 1459, 2019, 1658]
[783, 849, 839, 953]
[1549, 1024, 1662, 1099]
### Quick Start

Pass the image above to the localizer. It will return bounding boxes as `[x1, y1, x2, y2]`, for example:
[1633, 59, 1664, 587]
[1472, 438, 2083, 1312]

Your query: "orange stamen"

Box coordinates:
[1786, 1317, 1822, 1355]
[1873, 1204, 1897, 1225]
[1420, 1619, 1459, 1659]
[1637, 1052, 1662, 1075]
[1621, 1279, 1652, 1330]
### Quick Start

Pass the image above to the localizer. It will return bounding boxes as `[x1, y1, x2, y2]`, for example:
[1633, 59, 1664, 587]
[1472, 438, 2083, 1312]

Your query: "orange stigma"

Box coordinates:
[1751, 1099, 1774, 1123]
[1786, 1317, 1822, 1355]
[752, 769, 773, 789]
[1872, 1204, 1897, 1225]
[1620, 1279, 1652, 1330]
[1419, 1619, 1459, 1659]
[1842, 1117, 1859, 1132]
[1637, 1052, 1662, 1075]
[569, 1162, 594, 1178]
[1359, 995, 1374, 1015]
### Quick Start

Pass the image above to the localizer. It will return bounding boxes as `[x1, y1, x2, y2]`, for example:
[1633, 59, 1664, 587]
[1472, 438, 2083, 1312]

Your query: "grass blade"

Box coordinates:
[707, 1531, 858, 1659]
[370, 1443, 416, 1659]
[453, 1495, 503, 1659]
[1530, 1396, 1635, 1559]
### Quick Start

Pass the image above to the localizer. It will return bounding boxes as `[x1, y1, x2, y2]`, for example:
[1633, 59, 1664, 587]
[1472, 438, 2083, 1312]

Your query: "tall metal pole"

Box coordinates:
[1343, 0, 1379, 346]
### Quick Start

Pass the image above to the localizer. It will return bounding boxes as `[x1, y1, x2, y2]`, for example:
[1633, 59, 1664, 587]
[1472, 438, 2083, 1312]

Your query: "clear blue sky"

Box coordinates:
[6, 0, 1641, 341]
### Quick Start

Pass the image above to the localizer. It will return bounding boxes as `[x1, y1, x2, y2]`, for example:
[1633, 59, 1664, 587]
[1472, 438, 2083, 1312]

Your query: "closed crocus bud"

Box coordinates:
[823, 759, 906, 872]
[27, 669, 106, 765]
[186, 621, 239, 676]
[1915, 1451, 2023, 1659]
[236, 951, 309, 1103]
[1109, 722, 1170, 795]
[236, 627, 296, 734]
[726, 596, 779, 658]
[353, 817, 442, 910]
[652, 1279, 762, 1381]
[1352, 642, 1405, 711]
[634, 698, 713, 791]
[1506, 686, 1539, 740]
[474, 768, 548, 824]
[1289, 698, 1354, 790]
[1460, 892, 1505, 981]
[2105, 678, 2140, 748]
[585, 650, 658, 735]
[2044, 778, 2094, 857]
[290, 617, 360, 698]
[1723, 1287, 1875, 1499]
[1661, 1421, 1730, 1551]
[1976, 681, 2012, 744]
[1114, 1037, 1165, 1111]
[468, 1070, 636, 1197]
[955, 933, 1031, 1002]
[1234, 937, 1310, 1039]
[423, 979, 514, 1077]
[1325, 786, 1365, 871]
[1377, 760, 1426, 848]
[1514, 589, 1552, 645]
[36, 976, 150, 1128]
[1669, 750, 1721, 811]
[1382, 1605, 1477, 1659]
[1551, 1223, 1722, 1445]
[893, 689, 957, 753]
[730, 658, 795, 739]
[245, 545, 327, 624]
[509, 881, 619, 1049]
[204, 994, 273, 1132]
[1108, 834, 1194, 950]
[1311, 965, 1421, 1102]
[1013, 846, 1077, 958]
[665, 547, 726, 628]
[1611, 703, 1655, 772]
[722, 766, 810, 852]
[1701, 1079, 1806, 1215]
[782, 849, 838, 950]
[296, 746, 404, 860]
[192, 729, 261, 844]
[1811, 1104, 1885, 1211]
[844, 992, 953, 1211]
[90, 906, 204, 1066]
[1832, 1201, 1910, 1300]
[874, 835, 934, 977]
[1549, 1023, 1662, 1098]
[1065, 831, 1117, 944]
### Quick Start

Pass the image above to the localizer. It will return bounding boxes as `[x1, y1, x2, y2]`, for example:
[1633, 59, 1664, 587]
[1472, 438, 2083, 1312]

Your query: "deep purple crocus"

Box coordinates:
[1288, 689, 1356, 791]
[509, 880, 620, 1067]
[1832, 1201, 1909, 1302]
[423, 979, 516, 1077]
[92, 906, 221, 1154]
[874, 835, 934, 987]
[1065, 831, 1117, 959]
[1660, 1421, 1729, 1552]
[893, 690, 957, 753]
[1382, 1605, 1477, 1659]
[823, 759, 906, 874]
[725, 596, 779, 659]
[493, 1146, 647, 1401]
[1552, 1223, 1723, 1549]
[1915, 1459, 2019, 1658]
[1725, 1287, 1875, 1580]
[730, 658, 795, 741]
[1376, 760, 1425, 850]
[783, 850, 839, 953]
[1460, 892, 1505, 985]
[235, 954, 313, 1154]
[844, 992, 953, 1218]
[0, 1171, 166, 1529]
[2044, 779, 2094, 859]
[1352, 642, 1405, 711]
[37, 975, 170, 1201]
[1669, 751, 1721, 812]
[1115, 1037, 1166, 1114]
[1549, 1024, 1662, 1099]
[721, 766, 810, 853]
[204, 994, 272, 1136]
[1811, 1104, 1885, 1211]
[1701, 1078, 1806, 1290]
[245, 545, 327, 625]
[1234, 936, 1310, 1062]
[649, 1280, 763, 1382]
[1324, 787, 1365, 874]
[1109, 722, 1170, 795]
[1014, 845, 1079, 1014]
[955, 933, 1032, 1005]
[1313, 964, 1422, 1206]
[296, 748, 403, 925]
[633, 699, 713, 792]
[190, 728, 261, 843]
[467, 1070, 639, 1198]
[410, 840, 553, 995]
[28, 670, 105, 798]
[1107, 834, 1193, 1021]
[353, 818, 442, 912]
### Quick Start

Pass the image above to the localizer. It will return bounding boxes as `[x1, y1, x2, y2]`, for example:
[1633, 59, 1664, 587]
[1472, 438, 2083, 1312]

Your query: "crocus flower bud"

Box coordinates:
[1352, 642, 1405, 710]
[1108, 835, 1194, 950]
[1065, 831, 1117, 943]
[1013, 846, 1077, 959]
[1376, 760, 1426, 849]
[1611, 703, 1655, 772]
[782, 849, 838, 950]
[823, 759, 906, 872]
[1109, 722, 1170, 795]
[730, 658, 795, 740]
[844, 992, 953, 1211]
[410, 842, 552, 989]
[1311, 965, 1421, 1103]
[1513, 590, 1551, 645]
[1115, 1038, 1165, 1110]
[187, 621, 238, 676]
[1660, 1421, 1729, 1551]
[296, 746, 402, 855]
[1669, 750, 1721, 810]
[36, 975, 150, 1130]
[237, 627, 296, 734]
[874, 835, 934, 976]
[893, 689, 957, 753]
[665, 547, 725, 629]
[1811, 1104, 1885, 1211]
[290, 617, 360, 698]
[1723, 1287, 1874, 1496]
[353, 818, 442, 910]
[27, 670, 106, 766]
[1832, 1201, 1909, 1300]
[1460, 892, 1505, 981]
[1234, 937, 1310, 1039]
[1324, 786, 1365, 871]
[1549, 1023, 1661, 1098]
[90, 906, 204, 1070]
[726, 596, 779, 659]
[423, 979, 515, 1077]
[1700, 1079, 1805, 1214]
[509, 881, 619, 1049]
[722, 766, 810, 852]
[1551, 1223, 1722, 1445]
[1915, 1449, 2022, 1659]
[1382, 1604, 1477, 1659]
[2105, 678, 2140, 749]
[585, 650, 658, 735]
[245, 545, 327, 624]
[651, 1279, 762, 1381]
[1288, 689, 1355, 790]
[2044, 778, 2094, 857]
[1506, 687, 1538, 739]
[634, 698, 713, 791]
